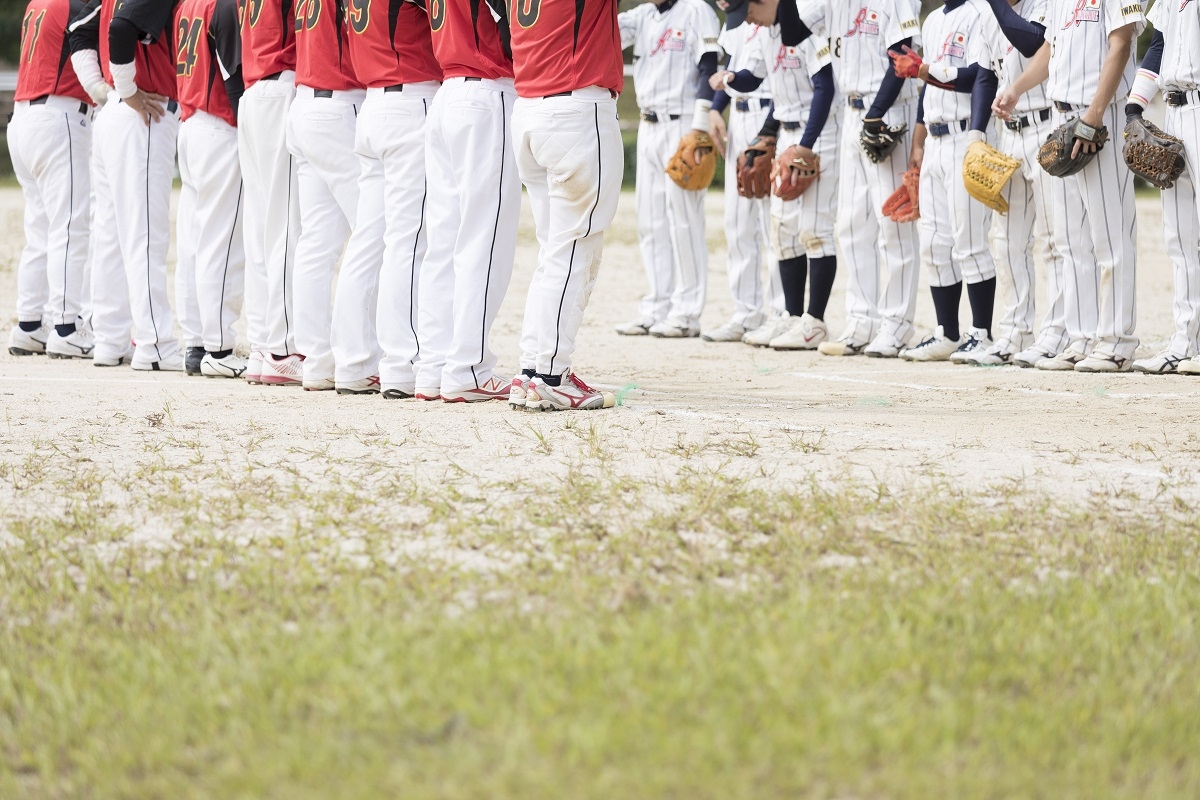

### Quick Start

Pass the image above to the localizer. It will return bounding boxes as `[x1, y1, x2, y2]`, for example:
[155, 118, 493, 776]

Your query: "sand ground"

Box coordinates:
[1, 186, 1197, 520]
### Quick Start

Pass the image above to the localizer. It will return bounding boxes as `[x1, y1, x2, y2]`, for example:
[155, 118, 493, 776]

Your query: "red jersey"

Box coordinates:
[175, 0, 241, 126]
[294, 0, 363, 90]
[348, 0, 442, 87]
[101, 0, 178, 99]
[428, 0, 513, 80]
[509, 0, 621, 97]
[240, 0, 296, 85]
[16, 0, 91, 103]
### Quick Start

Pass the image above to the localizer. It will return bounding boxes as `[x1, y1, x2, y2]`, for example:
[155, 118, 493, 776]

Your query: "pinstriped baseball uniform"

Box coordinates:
[919, 0, 996, 290]
[797, 0, 923, 349]
[620, 0, 722, 329]
[741, 30, 840, 262]
[1147, 0, 1200, 359]
[973, 0, 1070, 355]
[1042, 0, 1144, 360]
[718, 22, 784, 326]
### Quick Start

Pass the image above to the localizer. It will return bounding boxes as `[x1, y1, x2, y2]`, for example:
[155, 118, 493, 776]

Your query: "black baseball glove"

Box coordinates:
[859, 118, 908, 164]
[1037, 118, 1109, 178]
[1123, 113, 1186, 190]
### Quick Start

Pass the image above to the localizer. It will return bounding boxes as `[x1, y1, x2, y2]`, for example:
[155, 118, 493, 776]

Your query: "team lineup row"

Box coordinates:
[7, 0, 1200, 415]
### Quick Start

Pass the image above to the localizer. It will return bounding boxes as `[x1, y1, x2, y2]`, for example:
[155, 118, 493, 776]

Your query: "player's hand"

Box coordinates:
[992, 89, 1018, 121]
[125, 90, 167, 126]
[692, 130, 714, 163]
[709, 70, 735, 92]
[709, 110, 728, 158]
[1071, 109, 1104, 159]
[908, 145, 924, 173]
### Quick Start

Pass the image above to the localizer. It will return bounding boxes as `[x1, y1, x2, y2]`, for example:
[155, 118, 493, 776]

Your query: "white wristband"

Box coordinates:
[691, 99, 712, 132]
[109, 60, 138, 100]
[927, 62, 958, 85]
[1128, 68, 1159, 109]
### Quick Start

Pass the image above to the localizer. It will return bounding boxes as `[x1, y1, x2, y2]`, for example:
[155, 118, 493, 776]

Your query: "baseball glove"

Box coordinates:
[962, 140, 1022, 214]
[773, 146, 820, 201]
[1123, 114, 1186, 190]
[860, 118, 908, 164]
[666, 131, 718, 191]
[888, 45, 923, 79]
[1037, 118, 1109, 178]
[882, 168, 920, 223]
[736, 136, 776, 199]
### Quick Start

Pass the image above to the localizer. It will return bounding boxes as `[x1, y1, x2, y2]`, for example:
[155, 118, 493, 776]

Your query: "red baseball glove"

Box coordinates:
[888, 45, 923, 80]
[772, 145, 820, 201]
[882, 167, 920, 223]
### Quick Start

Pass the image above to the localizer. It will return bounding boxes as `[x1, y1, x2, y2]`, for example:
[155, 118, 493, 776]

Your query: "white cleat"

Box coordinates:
[967, 342, 1015, 366]
[1013, 344, 1058, 369]
[900, 326, 961, 362]
[302, 376, 336, 392]
[336, 376, 381, 395]
[132, 352, 185, 372]
[442, 375, 510, 403]
[649, 320, 700, 339]
[770, 313, 827, 350]
[615, 319, 655, 336]
[8, 324, 48, 356]
[818, 328, 868, 356]
[701, 319, 752, 342]
[46, 327, 95, 359]
[508, 375, 530, 409]
[1035, 341, 1088, 371]
[1075, 348, 1132, 373]
[864, 331, 908, 359]
[94, 349, 132, 367]
[245, 351, 265, 384]
[1132, 351, 1185, 375]
[201, 352, 249, 378]
[525, 372, 616, 411]
[949, 327, 993, 364]
[1178, 356, 1200, 375]
[259, 353, 305, 386]
[742, 314, 795, 347]
[382, 383, 416, 400]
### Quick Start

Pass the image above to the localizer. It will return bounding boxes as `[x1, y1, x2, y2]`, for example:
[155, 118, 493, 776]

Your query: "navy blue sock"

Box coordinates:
[930, 283, 962, 341]
[209, 349, 233, 359]
[806, 256, 836, 321]
[522, 368, 535, 378]
[778, 256, 808, 317]
[535, 373, 562, 387]
[18, 321, 41, 333]
[966, 277, 997, 338]
[55, 323, 77, 337]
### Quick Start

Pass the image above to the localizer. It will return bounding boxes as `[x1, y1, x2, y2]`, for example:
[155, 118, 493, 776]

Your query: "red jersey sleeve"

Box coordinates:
[347, 0, 442, 87]
[428, 0, 514, 80]
[294, 0, 364, 90]
[241, 0, 296, 84]
[509, 0, 622, 97]
[16, 0, 92, 104]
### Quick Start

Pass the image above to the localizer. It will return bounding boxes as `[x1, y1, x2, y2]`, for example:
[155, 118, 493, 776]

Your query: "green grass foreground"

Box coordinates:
[1, 451, 1199, 798]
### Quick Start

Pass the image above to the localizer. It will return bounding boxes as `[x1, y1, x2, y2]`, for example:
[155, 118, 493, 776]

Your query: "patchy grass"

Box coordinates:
[1, 443, 1199, 799]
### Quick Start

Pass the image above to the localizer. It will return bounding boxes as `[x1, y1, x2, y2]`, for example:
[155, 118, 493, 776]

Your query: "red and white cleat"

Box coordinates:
[442, 375, 510, 403]
[245, 351, 265, 384]
[337, 376, 381, 395]
[260, 353, 305, 386]
[508, 375, 529, 410]
[525, 373, 616, 412]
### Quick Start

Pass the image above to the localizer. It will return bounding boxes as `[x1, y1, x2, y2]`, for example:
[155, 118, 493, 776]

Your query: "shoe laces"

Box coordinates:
[567, 373, 595, 393]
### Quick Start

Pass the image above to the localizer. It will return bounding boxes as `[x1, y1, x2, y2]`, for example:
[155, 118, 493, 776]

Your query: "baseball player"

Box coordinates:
[239, 0, 303, 387]
[994, 0, 1143, 372]
[411, 0, 519, 402]
[713, 25, 840, 351]
[8, 0, 97, 359]
[69, 0, 184, 370]
[964, 0, 1070, 368]
[615, 0, 722, 339]
[507, 0, 625, 411]
[702, 22, 783, 344]
[330, 0, 442, 397]
[174, 0, 246, 378]
[1128, 5, 1200, 375]
[740, 0, 924, 358]
[898, 0, 1001, 363]
[286, 0, 366, 390]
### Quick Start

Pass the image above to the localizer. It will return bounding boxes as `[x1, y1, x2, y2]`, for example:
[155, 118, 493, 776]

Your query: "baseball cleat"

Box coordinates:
[968, 343, 1015, 366]
[94, 349, 132, 367]
[1132, 351, 1185, 375]
[47, 328, 95, 359]
[615, 319, 655, 336]
[701, 319, 751, 342]
[1035, 342, 1088, 371]
[336, 376, 381, 395]
[442, 375, 509, 403]
[817, 336, 867, 357]
[949, 327, 993, 364]
[201, 352, 249, 378]
[259, 353, 304, 386]
[302, 377, 336, 391]
[525, 372, 616, 412]
[132, 352, 185, 372]
[1178, 356, 1200, 375]
[649, 320, 700, 338]
[770, 313, 827, 350]
[414, 388, 441, 401]
[8, 324, 48, 356]
[382, 385, 415, 399]
[185, 346, 205, 376]
[742, 313, 795, 347]
[1012, 344, 1058, 369]
[509, 375, 530, 409]
[864, 331, 908, 359]
[900, 326, 961, 362]
[1075, 349, 1132, 373]
[245, 351, 265, 384]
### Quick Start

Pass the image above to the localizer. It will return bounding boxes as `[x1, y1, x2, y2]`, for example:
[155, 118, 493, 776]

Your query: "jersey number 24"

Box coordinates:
[176, 17, 204, 78]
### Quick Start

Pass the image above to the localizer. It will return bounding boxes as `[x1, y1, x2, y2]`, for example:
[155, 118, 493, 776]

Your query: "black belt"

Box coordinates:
[734, 98, 771, 112]
[780, 120, 801, 130]
[314, 89, 334, 98]
[544, 88, 618, 99]
[260, 71, 283, 81]
[383, 84, 405, 92]
[29, 96, 90, 115]
[1053, 101, 1078, 113]
[641, 111, 680, 123]
[928, 119, 969, 138]
[464, 77, 482, 82]
[847, 95, 866, 110]
[1004, 108, 1052, 132]
[1165, 89, 1199, 107]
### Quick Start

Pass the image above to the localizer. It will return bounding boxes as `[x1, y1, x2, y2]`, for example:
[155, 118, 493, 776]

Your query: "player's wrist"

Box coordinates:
[691, 100, 712, 133]
[109, 61, 138, 100]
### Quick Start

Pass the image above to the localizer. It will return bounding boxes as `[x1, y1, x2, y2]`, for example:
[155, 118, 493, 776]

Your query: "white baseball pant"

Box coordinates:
[772, 116, 840, 262]
[8, 97, 92, 328]
[415, 76, 520, 394]
[991, 117, 1068, 355]
[1161, 101, 1200, 358]
[239, 72, 301, 358]
[286, 85, 364, 384]
[836, 101, 920, 346]
[724, 99, 780, 325]
[330, 83, 438, 387]
[1051, 104, 1138, 359]
[635, 114, 708, 328]
[176, 110, 245, 353]
[90, 97, 181, 367]
[512, 87, 623, 377]
[919, 127, 996, 288]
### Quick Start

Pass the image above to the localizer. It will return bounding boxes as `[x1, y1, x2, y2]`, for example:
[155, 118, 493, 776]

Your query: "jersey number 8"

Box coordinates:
[295, 0, 322, 32]
[176, 17, 204, 78]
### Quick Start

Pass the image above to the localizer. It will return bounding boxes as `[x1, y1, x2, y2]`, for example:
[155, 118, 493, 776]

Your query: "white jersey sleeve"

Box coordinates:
[1149, 0, 1200, 90]
[618, 3, 648, 51]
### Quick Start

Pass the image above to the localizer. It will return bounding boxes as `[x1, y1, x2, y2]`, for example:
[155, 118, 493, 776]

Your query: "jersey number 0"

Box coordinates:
[513, 0, 540, 28]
